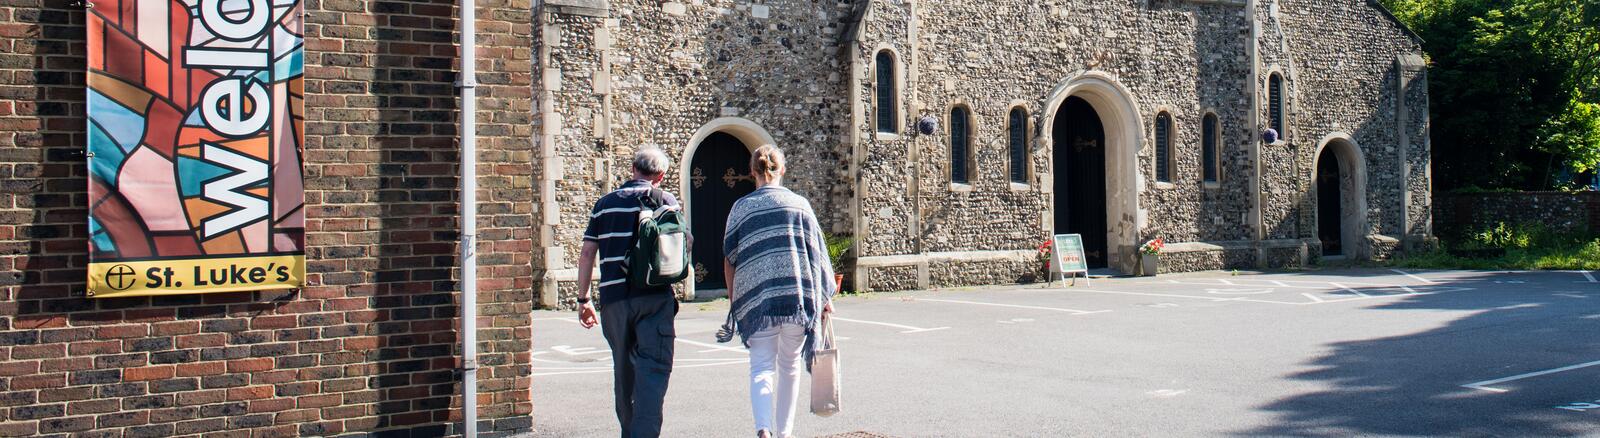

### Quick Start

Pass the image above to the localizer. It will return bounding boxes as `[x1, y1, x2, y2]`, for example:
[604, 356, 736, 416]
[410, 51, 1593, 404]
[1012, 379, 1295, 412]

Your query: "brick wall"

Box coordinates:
[1434, 191, 1600, 238]
[0, 0, 536, 436]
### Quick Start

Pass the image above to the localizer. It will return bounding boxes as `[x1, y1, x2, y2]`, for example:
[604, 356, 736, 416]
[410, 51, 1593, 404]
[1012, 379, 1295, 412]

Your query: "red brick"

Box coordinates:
[251, 315, 297, 330]
[254, 370, 297, 384]
[297, 394, 341, 409]
[248, 397, 294, 413]
[0, 360, 38, 377]
[227, 385, 272, 401]
[176, 362, 224, 377]
[227, 358, 273, 373]
[124, 365, 175, 382]
[176, 390, 226, 406]
[320, 405, 365, 420]
[40, 357, 92, 372]
[0, 421, 37, 437]
[274, 408, 319, 425]
[95, 324, 149, 339]
[12, 315, 65, 329]
[12, 344, 64, 359]
[152, 321, 200, 336]
[176, 333, 226, 349]
[326, 298, 367, 311]
[69, 399, 120, 415]
[38, 387, 93, 403]
[11, 373, 65, 390]
[67, 341, 120, 356]
[96, 410, 148, 427]
[342, 336, 379, 351]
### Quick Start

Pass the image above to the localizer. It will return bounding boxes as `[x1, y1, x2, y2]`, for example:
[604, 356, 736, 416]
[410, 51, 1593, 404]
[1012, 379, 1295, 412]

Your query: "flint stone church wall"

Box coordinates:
[536, 0, 1432, 300]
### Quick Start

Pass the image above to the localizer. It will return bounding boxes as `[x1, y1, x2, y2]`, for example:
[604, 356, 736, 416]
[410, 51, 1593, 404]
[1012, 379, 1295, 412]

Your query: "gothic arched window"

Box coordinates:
[875, 51, 897, 134]
[950, 106, 972, 184]
[1007, 107, 1029, 184]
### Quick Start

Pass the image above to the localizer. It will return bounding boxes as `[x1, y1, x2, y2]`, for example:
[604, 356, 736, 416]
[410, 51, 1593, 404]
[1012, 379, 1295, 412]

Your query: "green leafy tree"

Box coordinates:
[1381, 0, 1600, 189]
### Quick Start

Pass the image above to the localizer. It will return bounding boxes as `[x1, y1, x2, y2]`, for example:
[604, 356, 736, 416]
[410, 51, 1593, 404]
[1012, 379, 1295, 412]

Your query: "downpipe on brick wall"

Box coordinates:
[457, 0, 479, 435]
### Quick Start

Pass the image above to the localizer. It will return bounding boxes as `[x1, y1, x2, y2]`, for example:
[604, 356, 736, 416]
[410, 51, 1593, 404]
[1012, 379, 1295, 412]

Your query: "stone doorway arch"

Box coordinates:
[1041, 72, 1146, 273]
[680, 117, 776, 298]
[1312, 133, 1369, 259]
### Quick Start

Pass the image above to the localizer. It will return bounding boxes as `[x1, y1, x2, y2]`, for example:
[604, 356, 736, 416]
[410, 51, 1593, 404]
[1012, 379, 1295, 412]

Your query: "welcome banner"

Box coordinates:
[87, 0, 305, 297]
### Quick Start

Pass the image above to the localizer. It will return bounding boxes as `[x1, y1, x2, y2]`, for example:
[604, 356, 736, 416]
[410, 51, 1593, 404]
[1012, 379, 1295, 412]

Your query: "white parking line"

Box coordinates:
[1390, 269, 1439, 284]
[1065, 288, 1248, 302]
[830, 316, 950, 334]
[676, 338, 748, 355]
[1582, 271, 1597, 283]
[918, 298, 1110, 315]
[1462, 359, 1600, 393]
[534, 359, 747, 377]
[1328, 282, 1370, 297]
[1300, 293, 1326, 303]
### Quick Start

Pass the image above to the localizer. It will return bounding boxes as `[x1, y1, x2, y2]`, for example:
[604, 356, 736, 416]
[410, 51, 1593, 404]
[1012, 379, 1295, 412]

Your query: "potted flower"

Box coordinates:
[1035, 239, 1054, 281]
[825, 233, 854, 292]
[1136, 237, 1164, 276]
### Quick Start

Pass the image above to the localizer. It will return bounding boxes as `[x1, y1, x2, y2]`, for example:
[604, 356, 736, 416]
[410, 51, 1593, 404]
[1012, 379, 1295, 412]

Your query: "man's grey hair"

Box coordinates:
[632, 147, 671, 176]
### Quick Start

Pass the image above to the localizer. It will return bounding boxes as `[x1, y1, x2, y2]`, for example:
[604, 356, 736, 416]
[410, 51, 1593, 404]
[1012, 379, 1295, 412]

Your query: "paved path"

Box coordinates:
[529, 268, 1600, 437]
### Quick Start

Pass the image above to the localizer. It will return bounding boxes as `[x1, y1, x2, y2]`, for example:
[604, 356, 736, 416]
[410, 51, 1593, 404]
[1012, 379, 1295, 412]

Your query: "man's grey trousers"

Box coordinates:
[599, 293, 677, 438]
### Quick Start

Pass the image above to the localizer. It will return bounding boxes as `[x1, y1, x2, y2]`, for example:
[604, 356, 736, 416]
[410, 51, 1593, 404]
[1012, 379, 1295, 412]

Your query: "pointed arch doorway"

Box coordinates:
[1312, 134, 1368, 259]
[681, 118, 776, 297]
[1041, 73, 1145, 273]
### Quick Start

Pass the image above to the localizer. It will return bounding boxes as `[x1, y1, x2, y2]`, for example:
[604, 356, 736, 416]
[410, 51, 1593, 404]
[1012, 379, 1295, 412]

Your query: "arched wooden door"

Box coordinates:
[1316, 149, 1344, 256]
[687, 132, 755, 293]
[1053, 96, 1109, 268]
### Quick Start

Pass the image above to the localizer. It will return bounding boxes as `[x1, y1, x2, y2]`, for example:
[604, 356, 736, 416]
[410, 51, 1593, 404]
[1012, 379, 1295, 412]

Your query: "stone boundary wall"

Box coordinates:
[1434, 192, 1600, 238]
[0, 1, 536, 436]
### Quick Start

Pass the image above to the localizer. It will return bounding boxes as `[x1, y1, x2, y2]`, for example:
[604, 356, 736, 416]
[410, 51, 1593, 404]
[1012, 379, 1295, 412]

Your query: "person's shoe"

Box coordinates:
[756, 430, 771, 438]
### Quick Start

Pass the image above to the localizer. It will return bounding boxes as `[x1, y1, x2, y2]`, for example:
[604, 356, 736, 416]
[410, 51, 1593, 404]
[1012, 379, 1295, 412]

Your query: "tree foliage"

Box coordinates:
[1380, 0, 1600, 189]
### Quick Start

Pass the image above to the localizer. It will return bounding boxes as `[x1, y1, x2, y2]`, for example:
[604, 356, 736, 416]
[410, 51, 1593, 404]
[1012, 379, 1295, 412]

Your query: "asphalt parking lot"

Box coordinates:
[528, 268, 1600, 437]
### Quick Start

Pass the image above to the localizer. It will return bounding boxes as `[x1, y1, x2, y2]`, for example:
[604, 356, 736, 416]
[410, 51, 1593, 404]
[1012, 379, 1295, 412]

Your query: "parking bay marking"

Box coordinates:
[830, 316, 950, 333]
[1391, 269, 1439, 284]
[1462, 359, 1600, 393]
[917, 298, 1110, 315]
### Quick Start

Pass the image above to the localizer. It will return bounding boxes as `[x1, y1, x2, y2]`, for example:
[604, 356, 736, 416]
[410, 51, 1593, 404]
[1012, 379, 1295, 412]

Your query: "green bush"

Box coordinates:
[1393, 221, 1600, 270]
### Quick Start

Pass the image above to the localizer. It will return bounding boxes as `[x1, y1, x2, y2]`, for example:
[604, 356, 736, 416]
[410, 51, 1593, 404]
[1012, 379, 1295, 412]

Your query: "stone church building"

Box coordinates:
[536, 0, 1433, 304]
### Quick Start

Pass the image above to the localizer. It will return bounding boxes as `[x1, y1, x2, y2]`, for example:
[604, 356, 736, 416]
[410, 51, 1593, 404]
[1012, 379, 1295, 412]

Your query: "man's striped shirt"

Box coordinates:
[583, 180, 680, 304]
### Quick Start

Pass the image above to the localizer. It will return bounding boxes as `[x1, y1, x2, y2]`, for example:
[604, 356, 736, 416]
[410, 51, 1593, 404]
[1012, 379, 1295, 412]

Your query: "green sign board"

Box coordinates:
[1052, 234, 1089, 274]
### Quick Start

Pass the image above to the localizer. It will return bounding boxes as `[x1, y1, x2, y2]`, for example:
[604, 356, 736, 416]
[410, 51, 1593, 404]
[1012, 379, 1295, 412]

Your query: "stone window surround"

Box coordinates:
[1266, 68, 1288, 146]
[872, 46, 905, 141]
[946, 101, 976, 192]
[1151, 105, 1178, 189]
[1201, 109, 1223, 188]
[1005, 101, 1033, 191]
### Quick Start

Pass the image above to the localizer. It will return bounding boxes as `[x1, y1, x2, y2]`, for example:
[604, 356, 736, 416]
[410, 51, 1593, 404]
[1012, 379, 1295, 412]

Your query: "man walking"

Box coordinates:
[576, 147, 684, 437]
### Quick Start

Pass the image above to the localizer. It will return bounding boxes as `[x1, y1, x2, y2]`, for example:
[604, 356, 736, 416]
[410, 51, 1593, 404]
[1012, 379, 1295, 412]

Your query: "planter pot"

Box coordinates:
[834, 274, 845, 292]
[1137, 254, 1159, 277]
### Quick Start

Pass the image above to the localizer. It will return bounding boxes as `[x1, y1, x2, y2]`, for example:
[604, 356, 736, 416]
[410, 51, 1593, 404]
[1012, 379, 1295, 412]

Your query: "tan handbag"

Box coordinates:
[810, 314, 841, 417]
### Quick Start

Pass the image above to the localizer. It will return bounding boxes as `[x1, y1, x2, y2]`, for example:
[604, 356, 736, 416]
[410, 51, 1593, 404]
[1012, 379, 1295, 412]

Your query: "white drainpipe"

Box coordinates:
[458, 0, 479, 434]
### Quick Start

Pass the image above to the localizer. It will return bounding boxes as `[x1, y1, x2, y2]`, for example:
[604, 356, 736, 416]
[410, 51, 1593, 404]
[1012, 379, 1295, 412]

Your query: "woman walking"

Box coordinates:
[721, 145, 837, 438]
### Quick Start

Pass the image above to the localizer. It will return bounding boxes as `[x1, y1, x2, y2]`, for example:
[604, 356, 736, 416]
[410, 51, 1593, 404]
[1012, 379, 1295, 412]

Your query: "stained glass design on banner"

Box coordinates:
[87, 0, 305, 297]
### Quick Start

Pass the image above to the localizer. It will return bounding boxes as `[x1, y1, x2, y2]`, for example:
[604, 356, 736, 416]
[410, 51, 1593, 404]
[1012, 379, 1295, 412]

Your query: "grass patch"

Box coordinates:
[1391, 222, 1600, 270]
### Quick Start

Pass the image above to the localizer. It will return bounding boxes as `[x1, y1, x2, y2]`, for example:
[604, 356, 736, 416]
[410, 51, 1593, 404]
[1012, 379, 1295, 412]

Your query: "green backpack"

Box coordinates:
[624, 190, 691, 288]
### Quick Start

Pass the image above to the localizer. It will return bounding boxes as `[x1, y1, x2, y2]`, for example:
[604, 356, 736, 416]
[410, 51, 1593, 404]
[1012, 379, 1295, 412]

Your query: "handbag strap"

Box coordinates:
[714, 305, 736, 343]
[818, 313, 835, 350]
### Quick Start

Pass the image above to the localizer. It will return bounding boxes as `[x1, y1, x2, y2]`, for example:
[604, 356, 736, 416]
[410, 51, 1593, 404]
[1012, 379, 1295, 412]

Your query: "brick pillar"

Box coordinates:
[0, 0, 537, 436]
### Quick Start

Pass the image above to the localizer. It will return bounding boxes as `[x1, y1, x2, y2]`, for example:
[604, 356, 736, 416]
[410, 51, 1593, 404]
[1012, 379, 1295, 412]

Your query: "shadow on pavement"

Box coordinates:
[1237, 270, 1600, 436]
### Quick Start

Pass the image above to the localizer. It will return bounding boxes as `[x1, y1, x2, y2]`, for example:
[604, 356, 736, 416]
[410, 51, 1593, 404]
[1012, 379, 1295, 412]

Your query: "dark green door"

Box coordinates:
[688, 132, 755, 293]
